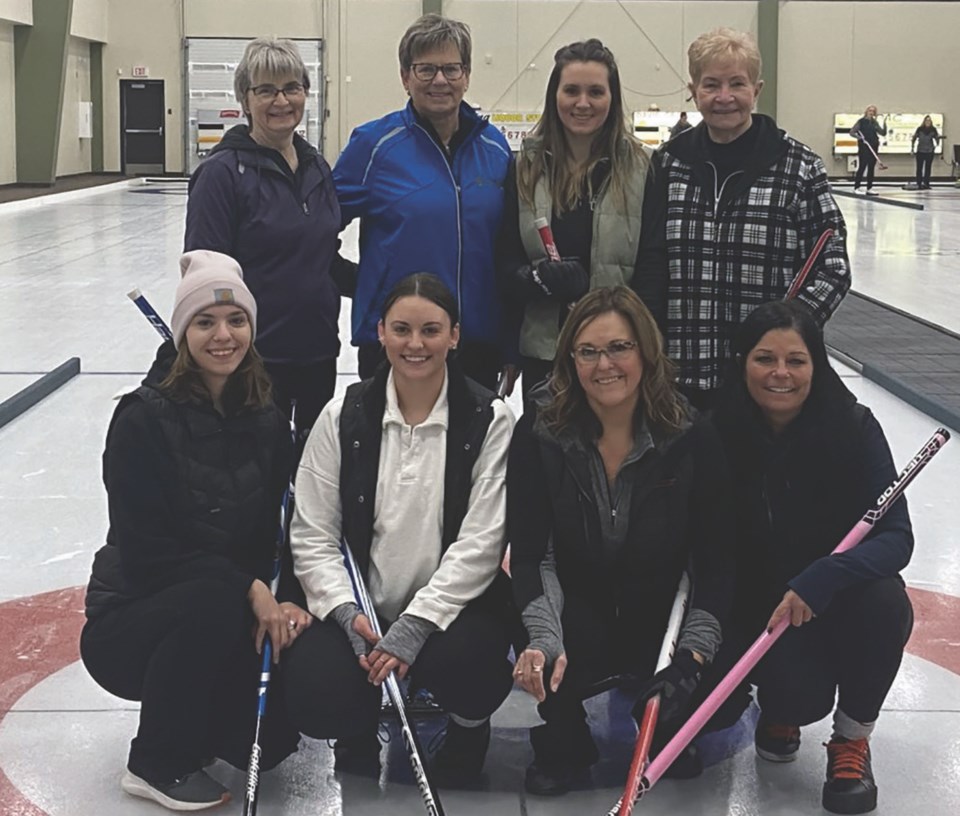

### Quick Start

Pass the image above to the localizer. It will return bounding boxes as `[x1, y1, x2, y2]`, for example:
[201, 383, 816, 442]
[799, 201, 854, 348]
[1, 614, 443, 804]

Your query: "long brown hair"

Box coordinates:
[159, 343, 273, 412]
[518, 39, 647, 215]
[541, 286, 686, 435]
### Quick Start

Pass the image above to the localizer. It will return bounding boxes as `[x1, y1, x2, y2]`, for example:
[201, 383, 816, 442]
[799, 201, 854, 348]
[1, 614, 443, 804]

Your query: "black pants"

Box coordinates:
[915, 153, 934, 187]
[693, 577, 913, 731]
[854, 142, 878, 189]
[265, 359, 337, 462]
[357, 341, 502, 391]
[519, 356, 554, 406]
[80, 578, 300, 782]
[527, 595, 663, 768]
[283, 597, 514, 740]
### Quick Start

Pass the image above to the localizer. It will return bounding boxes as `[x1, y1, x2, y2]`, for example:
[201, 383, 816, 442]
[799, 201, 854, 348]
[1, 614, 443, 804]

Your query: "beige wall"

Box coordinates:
[56, 37, 94, 176]
[779, 1, 960, 177]
[0, 22, 15, 184]
[92, 0, 960, 176]
[183, 0, 323, 37]
[72, 0, 107, 42]
[0, 0, 30, 26]
[447, 0, 756, 114]
[103, 0, 183, 173]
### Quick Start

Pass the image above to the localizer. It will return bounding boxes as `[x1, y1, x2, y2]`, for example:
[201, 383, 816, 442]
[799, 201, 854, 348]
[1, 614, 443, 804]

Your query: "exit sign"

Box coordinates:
[132, 65, 149, 77]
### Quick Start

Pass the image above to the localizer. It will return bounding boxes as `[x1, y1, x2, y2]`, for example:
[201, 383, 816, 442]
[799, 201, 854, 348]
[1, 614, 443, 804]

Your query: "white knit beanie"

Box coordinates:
[171, 250, 257, 348]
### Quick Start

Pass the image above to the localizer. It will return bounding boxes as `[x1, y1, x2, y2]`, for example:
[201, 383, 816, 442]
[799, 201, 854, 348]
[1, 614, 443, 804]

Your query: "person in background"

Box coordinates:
[498, 39, 656, 401]
[850, 105, 886, 195]
[508, 286, 734, 795]
[185, 37, 344, 456]
[911, 115, 941, 190]
[669, 111, 692, 139]
[80, 251, 307, 811]
[706, 299, 913, 815]
[633, 27, 850, 411]
[283, 274, 516, 787]
[334, 14, 511, 391]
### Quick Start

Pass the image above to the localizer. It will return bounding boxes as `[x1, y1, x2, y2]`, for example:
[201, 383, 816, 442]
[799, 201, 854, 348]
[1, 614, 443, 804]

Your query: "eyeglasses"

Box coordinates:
[571, 340, 638, 365]
[410, 62, 465, 82]
[250, 82, 306, 100]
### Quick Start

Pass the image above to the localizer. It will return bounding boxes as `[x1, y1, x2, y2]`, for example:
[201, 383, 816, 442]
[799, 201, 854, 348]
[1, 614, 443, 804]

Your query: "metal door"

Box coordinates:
[121, 79, 165, 175]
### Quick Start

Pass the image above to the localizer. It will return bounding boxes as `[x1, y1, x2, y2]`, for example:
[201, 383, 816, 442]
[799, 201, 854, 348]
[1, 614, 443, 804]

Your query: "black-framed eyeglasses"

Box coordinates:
[571, 340, 638, 365]
[250, 82, 306, 100]
[410, 63, 465, 82]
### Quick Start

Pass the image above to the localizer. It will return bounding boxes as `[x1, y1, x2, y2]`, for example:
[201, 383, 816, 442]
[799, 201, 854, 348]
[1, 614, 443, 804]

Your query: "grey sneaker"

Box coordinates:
[121, 769, 230, 811]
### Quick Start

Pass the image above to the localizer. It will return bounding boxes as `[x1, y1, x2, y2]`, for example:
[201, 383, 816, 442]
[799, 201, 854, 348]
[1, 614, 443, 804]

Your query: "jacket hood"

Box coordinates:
[142, 340, 177, 389]
[208, 124, 319, 161]
[663, 113, 788, 169]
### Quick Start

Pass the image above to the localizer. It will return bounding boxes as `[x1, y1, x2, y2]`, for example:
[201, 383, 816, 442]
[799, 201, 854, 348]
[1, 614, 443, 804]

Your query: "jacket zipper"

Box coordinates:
[706, 161, 743, 217]
[242, 155, 314, 216]
[415, 123, 464, 318]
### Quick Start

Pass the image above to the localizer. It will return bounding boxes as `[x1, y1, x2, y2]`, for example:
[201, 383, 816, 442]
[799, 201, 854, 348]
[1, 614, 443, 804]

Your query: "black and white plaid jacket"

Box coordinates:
[634, 115, 850, 393]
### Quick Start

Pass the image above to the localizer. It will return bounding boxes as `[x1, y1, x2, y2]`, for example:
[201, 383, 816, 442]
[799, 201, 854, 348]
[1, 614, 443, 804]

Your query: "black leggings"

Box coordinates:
[80, 578, 300, 782]
[915, 153, 934, 187]
[525, 595, 663, 767]
[265, 359, 337, 463]
[854, 142, 878, 189]
[694, 577, 913, 730]
[282, 598, 514, 740]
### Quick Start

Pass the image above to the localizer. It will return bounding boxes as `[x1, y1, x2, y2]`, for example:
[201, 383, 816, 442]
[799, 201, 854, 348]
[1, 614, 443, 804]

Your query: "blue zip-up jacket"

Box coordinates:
[333, 101, 510, 346]
[185, 125, 341, 364]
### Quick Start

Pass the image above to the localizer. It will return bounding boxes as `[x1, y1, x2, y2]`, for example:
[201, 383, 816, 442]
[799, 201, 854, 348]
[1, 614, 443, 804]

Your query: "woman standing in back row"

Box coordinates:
[498, 39, 658, 401]
[334, 14, 511, 390]
[185, 37, 344, 456]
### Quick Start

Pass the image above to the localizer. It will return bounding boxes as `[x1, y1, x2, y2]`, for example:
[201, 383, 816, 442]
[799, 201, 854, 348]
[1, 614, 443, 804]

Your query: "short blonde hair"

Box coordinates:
[234, 37, 309, 103]
[398, 14, 472, 71]
[687, 28, 761, 85]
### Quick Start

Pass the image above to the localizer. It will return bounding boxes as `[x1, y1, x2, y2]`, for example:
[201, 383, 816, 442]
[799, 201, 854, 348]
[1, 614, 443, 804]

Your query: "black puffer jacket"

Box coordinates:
[85, 342, 292, 618]
[509, 401, 735, 645]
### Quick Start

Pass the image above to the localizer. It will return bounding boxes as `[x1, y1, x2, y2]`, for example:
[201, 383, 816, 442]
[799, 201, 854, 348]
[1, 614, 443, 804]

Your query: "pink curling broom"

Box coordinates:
[623, 427, 949, 805]
[784, 228, 834, 301]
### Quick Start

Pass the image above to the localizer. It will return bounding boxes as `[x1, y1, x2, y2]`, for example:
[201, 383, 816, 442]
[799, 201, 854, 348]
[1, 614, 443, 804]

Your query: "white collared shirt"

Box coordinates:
[291, 369, 515, 629]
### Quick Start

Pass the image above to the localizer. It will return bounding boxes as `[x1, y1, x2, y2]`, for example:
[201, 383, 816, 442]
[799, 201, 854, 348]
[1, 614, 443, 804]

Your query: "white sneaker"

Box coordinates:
[121, 769, 230, 811]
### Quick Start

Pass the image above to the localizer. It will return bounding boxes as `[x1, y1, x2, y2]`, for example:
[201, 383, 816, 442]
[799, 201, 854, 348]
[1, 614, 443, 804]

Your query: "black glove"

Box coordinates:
[330, 253, 358, 298]
[535, 259, 589, 302]
[504, 263, 547, 302]
[632, 650, 702, 723]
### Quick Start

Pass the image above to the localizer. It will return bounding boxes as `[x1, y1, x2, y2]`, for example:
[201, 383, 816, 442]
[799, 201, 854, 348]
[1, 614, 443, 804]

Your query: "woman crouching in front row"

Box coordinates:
[282, 273, 516, 786]
[508, 286, 735, 795]
[81, 250, 308, 811]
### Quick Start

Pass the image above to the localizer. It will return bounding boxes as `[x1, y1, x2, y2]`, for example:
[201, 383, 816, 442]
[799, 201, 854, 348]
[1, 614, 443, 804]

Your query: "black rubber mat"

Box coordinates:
[825, 292, 960, 431]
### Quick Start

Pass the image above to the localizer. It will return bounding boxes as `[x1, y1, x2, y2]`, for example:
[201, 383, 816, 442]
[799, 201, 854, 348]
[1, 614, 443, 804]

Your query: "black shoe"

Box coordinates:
[334, 734, 381, 777]
[755, 716, 801, 762]
[822, 737, 877, 814]
[430, 719, 490, 787]
[121, 769, 230, 811]
[524, 761, 591, 796]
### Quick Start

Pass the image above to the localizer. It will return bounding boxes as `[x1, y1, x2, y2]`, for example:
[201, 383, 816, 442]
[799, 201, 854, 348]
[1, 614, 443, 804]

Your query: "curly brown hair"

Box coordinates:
[540, 286, 686, 435]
